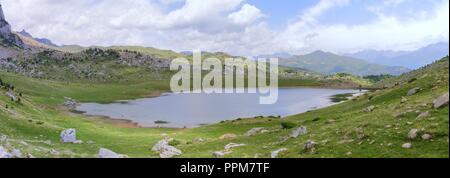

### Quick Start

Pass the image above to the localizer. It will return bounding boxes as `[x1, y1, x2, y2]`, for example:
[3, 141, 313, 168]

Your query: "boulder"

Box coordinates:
[290, 126, 307, 138]
[219, 133, 237, 140]
[0, 146, 12, 158]
[408, 129, 418, 139]
[159, 146, 182, 158]
[365, 105, 375, 112]
[422, 134, 432, 140]
[407, 87, 421, 96]
[152, 138, 172, 152]
[152, 138, 182, 158]
[433, 93, 449, 109]
[10, 149, 22, 158]
[244, 128, 264, 136]
[416, 111, 430, 119]
[63, 97, 78, 110]
[212, 151, 231, 158]
[304, 140, 316, 150]
[402, 143, 412, 149]
[60, 129, 77, 143]
[271, 148, 287, 158]
[98, 148, 126, 158]
[224, 143, 246, 150]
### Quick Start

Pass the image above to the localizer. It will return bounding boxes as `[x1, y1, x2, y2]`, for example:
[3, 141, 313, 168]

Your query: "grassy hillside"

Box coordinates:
[281, 51, 411, 76]
[1, 57, 447, 158]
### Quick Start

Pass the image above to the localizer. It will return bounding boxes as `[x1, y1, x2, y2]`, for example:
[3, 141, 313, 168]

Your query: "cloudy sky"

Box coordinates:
[2, 0, 449, 56]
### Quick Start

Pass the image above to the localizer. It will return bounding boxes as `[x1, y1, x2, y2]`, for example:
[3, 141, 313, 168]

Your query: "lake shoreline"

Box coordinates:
[73, 87, 365, 129]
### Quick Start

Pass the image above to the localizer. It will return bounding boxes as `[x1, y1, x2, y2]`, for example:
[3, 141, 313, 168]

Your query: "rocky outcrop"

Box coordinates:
[98, 148, 127, 158]
[0, 4, 25, 48]
[60, 129, 77, 143]
[433, 93, 449, 109]
[152, 138, 182, 158]
[290, 126, 307, 138]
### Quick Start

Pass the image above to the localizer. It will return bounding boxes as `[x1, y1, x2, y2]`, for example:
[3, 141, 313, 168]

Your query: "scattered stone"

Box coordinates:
[408, 129, 419, 139]
[416, 111, 430, 119]
[433, 93, 449, 109]
[224, 143, 246, 150]
[152, 138, 182, 158]
[290, 126, 307, 138]
[60, 128, 77, 143]
[402, 143, 412, 149]
[5, 91, 17, 101]
[20, 141, 28, 146]
[244, 128, 264, 136]
[73, 140, 84, 144]
[366, 105, 375, 112]
[0, 135, 7, 142]
[212, 151, 231, 158]
[44, 140, 52, 145]
[346, 152, 352, 156]
[0, 146, 12, 158]
[219, 133, 237, 140]
[304, 140, 316, 150]
[50, 149, 60, 155]
[193, 138, 205, 143]
[98, 148, 126, 158]
[10, 149, 22, 158]
[63, 97, 78, 110]
[271, 148, 288, 158]
[407, 87, 421, 96]
[159, 146, 182, 158]
[422, 134, 432, 140]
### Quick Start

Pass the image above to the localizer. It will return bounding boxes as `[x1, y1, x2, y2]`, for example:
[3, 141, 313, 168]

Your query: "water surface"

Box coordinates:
[77, 88, 362, 128]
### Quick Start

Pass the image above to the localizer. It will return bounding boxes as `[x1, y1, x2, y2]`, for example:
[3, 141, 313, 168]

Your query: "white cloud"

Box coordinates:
[1, 0, 448, 56]
[228, 4, 265, 25]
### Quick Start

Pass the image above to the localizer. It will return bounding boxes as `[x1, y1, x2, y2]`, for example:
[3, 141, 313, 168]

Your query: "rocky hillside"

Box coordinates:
[0, 4, 24, 49]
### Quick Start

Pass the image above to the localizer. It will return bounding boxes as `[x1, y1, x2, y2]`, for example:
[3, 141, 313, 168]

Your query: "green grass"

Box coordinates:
[0, 57, 448, 158]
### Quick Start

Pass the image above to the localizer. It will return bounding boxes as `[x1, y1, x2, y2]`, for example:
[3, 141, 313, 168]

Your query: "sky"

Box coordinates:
[2, 0, 449, 56]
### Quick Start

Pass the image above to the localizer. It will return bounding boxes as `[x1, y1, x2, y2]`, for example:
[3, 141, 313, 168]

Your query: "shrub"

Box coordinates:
[281, 122, 297, 129]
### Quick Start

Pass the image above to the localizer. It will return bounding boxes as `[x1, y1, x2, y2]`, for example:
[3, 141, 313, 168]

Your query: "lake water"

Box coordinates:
[76, 88, 362, 128]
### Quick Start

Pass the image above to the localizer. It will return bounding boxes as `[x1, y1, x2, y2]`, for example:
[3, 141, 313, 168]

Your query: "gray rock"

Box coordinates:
[5, 91, 17, 101]
[304, 140, 316, 150]
[0, 146, 12, 158]
[244, 128, 264, 136]
[408, 129, 418, 139]
[98, 148, 126, 158]
[219, 133, 237, 140]
[422, 134, 432, 140]
[152, 138, 172, 152]
[50, 149, 60, 155]
[73, 140, 84, 144]
[0, 135, 7, 143]
[407, 87, 421, 96]
[402, 143, 412, 149]
[366, 105, 376, 112]
[63, 97, 78, 110]
[416, 111, 430, 119]
[43, 140, 52, 145]
[290, 126, 307, 138]
[152, 138, 182, 158]
[224, 143, 246, 150]
[60, 129, 77, 143]
[159, 146, 182, 158]
[212, 151, 231, 158]
[10, 149, 22, 158]
[433, 93, 449, 109]
[271, 148, 287, 158]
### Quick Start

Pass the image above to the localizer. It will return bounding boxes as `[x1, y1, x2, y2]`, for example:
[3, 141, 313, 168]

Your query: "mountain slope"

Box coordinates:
[280, 51, 410, 76]
[345, 42, 449, 69]
[0, 5, 24, 49]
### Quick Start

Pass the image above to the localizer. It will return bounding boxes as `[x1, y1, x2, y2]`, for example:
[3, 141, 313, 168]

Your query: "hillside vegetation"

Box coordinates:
[1, 57, 447, 158]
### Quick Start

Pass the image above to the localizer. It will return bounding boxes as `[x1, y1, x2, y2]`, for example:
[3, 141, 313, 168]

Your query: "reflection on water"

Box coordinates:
[77, 88, 362, 128]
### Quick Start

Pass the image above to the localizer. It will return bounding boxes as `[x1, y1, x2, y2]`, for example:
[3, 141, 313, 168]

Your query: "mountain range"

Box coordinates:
[17, 30, 57, 47]
[344, 42, 449, 69]
[279, 50, 410, 76]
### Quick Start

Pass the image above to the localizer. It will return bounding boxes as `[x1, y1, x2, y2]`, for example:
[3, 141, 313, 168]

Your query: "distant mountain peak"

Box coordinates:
[16, 29, 58, 47]
[18, 29, 33, 38]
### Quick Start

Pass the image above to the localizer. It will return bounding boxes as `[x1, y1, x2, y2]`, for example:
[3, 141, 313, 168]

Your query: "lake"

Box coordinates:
[76, 88, 363, 128]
